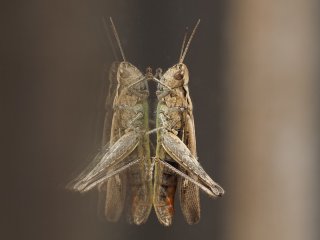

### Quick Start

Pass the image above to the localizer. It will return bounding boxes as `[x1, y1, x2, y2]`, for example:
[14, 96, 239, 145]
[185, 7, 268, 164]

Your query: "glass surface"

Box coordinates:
[2, 0, 319, 240]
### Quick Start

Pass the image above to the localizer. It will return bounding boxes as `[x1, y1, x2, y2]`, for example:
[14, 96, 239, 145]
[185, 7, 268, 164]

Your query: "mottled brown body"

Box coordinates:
[154, 62, 224, 226]
[154, 64, 201, 225]
[69, 61, 153, 225]
[102, 62, 152, 224]
[152, 19, 224, 226]
[68, 17, 153, 225]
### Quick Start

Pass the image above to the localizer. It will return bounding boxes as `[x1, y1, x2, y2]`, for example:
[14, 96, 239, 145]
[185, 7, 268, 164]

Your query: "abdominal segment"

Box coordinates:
[153, 155, 178, 226]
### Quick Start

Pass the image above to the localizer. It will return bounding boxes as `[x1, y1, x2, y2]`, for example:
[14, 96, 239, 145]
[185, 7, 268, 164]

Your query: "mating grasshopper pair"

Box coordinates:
[68, 18, 224, 226]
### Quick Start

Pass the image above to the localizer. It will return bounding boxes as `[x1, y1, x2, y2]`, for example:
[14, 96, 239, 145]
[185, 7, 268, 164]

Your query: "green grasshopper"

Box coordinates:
[68, 18, 153, 225]
[153, 20, 225, 226]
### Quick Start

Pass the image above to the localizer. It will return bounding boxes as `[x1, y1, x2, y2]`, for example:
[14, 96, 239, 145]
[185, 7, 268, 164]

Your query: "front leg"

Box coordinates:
[154, 76, 173, 100]
[156, 88, 171, 100]
[126, 77, 149, 99]
[128, 87, 149, 99]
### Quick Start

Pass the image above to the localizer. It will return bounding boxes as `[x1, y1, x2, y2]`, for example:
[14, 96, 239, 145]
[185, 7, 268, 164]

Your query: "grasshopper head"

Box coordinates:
[117, 61, 144, 86]
[161, 63, 189, 89]
[159, 19, 200, 90]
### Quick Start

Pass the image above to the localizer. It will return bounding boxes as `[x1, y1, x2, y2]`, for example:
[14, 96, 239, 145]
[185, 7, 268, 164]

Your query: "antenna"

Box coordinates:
[102, 17, 119, 61]
[109, 17, 127, 62]
[179, 27, 188, 61]
[179, 19, 200, 63]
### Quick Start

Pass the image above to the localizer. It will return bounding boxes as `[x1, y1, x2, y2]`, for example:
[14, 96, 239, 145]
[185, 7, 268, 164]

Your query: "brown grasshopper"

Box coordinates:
[153, 19, 225, 226]
[68, 18, 153, 225]
[69, 18, 224, 226]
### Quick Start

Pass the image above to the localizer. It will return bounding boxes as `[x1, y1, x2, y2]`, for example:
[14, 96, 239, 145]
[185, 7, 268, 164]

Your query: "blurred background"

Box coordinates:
[1, 0, 319, 240]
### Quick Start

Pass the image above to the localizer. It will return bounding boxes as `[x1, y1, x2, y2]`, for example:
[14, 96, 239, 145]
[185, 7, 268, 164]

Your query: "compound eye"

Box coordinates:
[174, 71, 184, 80]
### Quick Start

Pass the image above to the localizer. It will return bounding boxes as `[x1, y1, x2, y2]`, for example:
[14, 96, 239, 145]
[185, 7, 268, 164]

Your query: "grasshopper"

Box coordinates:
[68, 18, 153, 225]
[153, 19, 225, 226]
[69, 18, 224, 226]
